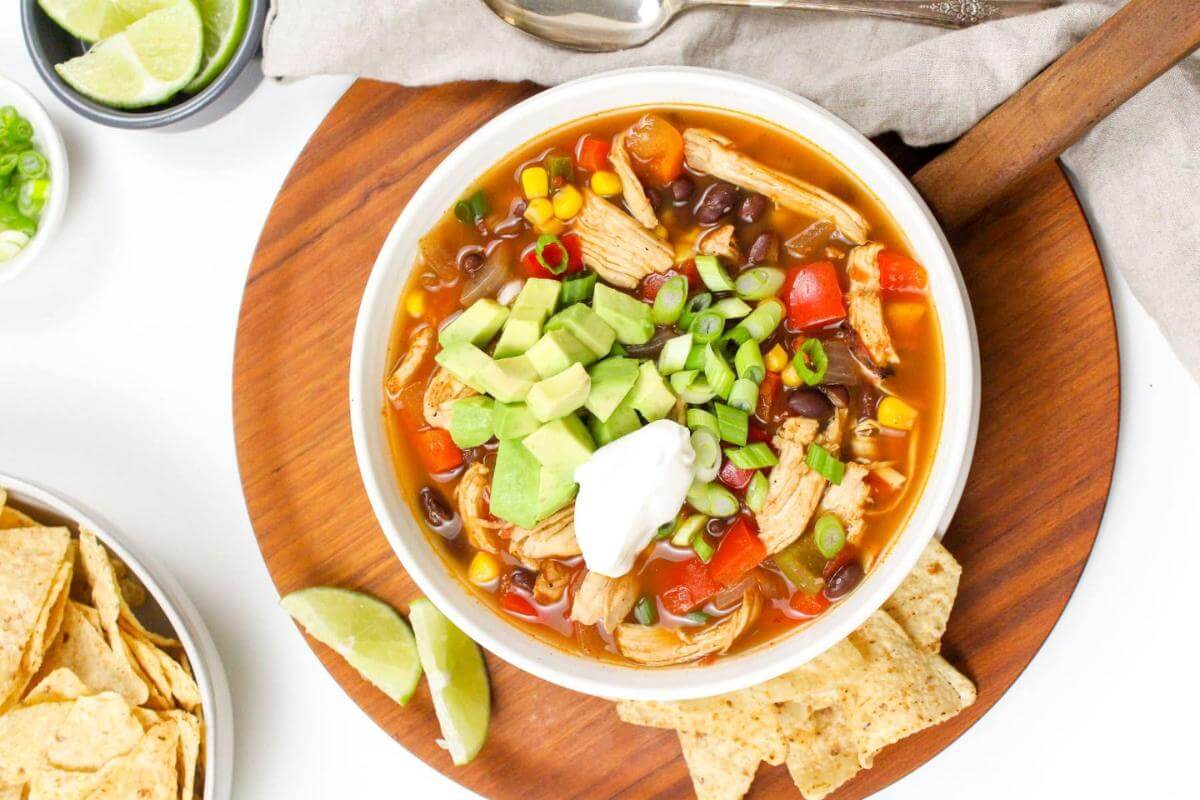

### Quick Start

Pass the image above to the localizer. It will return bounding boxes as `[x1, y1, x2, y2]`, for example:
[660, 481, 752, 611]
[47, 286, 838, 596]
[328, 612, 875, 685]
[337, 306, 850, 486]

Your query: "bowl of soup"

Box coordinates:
[350, 67, 978, 700]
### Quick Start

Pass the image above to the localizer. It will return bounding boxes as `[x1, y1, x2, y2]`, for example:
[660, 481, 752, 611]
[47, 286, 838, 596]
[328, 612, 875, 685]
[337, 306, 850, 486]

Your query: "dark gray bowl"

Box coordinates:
[21, 0, 269, 130]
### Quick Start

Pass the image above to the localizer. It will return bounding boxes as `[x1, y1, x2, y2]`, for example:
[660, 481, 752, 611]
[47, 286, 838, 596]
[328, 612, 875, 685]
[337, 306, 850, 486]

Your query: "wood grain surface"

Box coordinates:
[233, 79, 1119, 799]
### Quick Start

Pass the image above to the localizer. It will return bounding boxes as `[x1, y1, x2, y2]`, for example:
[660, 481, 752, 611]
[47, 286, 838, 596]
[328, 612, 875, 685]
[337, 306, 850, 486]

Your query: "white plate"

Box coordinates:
[350, 67, 980, 701]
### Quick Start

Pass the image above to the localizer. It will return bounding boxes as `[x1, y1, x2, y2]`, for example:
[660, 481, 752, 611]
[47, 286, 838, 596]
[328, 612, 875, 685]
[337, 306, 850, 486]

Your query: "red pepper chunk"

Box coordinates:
[659, 558, 721, 616]
[718, 459, 755, 491]
[755, 373, 780, 424]
[413, 428, 463, 474]
[640, 270, 680, 301]
[500, 590, 537, 618]
[708, 518, 767, 587]
[877, 249, 928, 296]
[789, 591, 831, 618]
[785, 261, 846, 331]
[521, 233, 584, 279]
[576, 135, 611, 173]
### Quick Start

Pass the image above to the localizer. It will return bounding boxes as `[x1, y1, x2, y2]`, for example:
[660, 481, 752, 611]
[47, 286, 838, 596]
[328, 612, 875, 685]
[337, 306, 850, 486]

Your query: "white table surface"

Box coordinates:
[2, 13, 1197, 798]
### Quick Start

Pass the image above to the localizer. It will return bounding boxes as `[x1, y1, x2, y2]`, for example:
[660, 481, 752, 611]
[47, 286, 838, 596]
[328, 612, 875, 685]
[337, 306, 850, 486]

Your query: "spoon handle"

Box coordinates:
[705, 0, 1060, 28]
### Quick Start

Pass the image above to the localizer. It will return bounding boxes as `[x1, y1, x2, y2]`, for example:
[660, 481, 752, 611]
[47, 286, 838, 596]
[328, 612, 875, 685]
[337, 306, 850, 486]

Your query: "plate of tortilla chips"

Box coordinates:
[0, 476, 231, 800]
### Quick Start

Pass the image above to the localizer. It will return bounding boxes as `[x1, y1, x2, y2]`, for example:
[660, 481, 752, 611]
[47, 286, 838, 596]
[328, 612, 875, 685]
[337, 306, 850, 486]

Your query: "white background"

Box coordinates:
[2, 12, 1197, 798]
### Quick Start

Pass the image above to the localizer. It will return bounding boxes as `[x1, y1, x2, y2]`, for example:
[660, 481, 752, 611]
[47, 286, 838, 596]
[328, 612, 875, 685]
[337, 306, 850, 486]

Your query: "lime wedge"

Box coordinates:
[54, 2, 204, 110]
[408, 599, 491, 765]
[184, 0, 250, 94]
[281, 587, 422, 705]
[36, 0, 178, 42]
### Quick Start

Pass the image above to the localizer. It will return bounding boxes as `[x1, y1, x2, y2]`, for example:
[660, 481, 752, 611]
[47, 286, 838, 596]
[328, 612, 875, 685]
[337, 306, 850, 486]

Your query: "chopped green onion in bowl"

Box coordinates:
[0, 105, 51, 264]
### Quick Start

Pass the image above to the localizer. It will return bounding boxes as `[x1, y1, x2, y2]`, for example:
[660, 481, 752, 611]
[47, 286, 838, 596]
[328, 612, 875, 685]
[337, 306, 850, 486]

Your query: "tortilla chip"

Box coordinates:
[0, 701, 74, 785]
[47, 692, 144, 771]
[37, 602, 148, 707]
[0, 507, 40, 530]
[678, 730, 762, 800]
[85, 721, 179, 800]
[0, 784, 24, 800]
[22, 668, 91, 705]
[119, 577, 147, 609]
[617, 693, 786, 765]
[0, 527, 71, 710]
[779, 701, 863, 800]
[930, 654, 977, 709]
[123, 633, 173, 703]
[26, 766, 112, 800]
[11, 548, 74, 705]
[158, 710, 201, 800]
[157, 648, 201, 714]
[748, 639, 866, 705]
[882, 539, 961, 652]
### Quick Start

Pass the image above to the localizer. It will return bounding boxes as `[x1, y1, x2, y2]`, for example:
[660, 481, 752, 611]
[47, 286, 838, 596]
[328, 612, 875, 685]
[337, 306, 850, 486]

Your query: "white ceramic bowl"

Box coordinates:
[0, 75, 68, 286]
[351, 67, 980, 701]
[1, 474, 233, 799]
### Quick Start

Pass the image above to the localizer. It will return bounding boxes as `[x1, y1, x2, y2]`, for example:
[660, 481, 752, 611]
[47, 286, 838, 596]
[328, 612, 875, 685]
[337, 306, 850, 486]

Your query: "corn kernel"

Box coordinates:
[885, 301, 926, 337]
[521, 166, 549, 200]
[654, 224, 669, 240]
[765, 344, 789, 373]
[468, 551, 501, 585]
[536, 217, 565, 236]
[523, 197, 554, 226]
[781, 363, 803, 388]
[590, 170, 622, 197]
[877, 396, 919, 431]
[404, 292, 425, 318]
[552, 184, 583, 220]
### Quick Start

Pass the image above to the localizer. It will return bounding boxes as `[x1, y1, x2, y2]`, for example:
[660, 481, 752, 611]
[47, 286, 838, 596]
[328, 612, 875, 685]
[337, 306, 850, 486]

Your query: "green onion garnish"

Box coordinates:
[678, 292, 713, 330]
[691, 428, 722, 483]
[652, 275, 688, 325]
[560, 269, 597, 304]
[671, 513, 708, 547]
[745, 471, 769, 513]
[724, 442, 779, 470]
[0, 154, 16, 177]
[692, 535, 716, 563]
[806, 443, 846, 484]
[655, 519, 677, 540]
[683, 611, 710, 625]
[704, 345, 736, 400]
[713, 402, 749, 446]
[686, 407, 720, 437]
[727, 378, 759, 414]
[548, 155, 574, 181]
[734, 340, 765, 383]
[658, 333, 693, 375]
[735, 266, 785, 300]
[685, 342, 707, 371]
[686, 482, 740, 518]
[534, 233, 569, 275]
[712, 297, 752, 320]
[793, 338, 829, 386]
[814, 513, 847, 558]
[694, 254, 735, 292]
[454, 190, 490, 224]
[634, 596, 658, 625]
[16, 151, 46, 180]
[689, 310, 725, 344]
[732, 298, 784, 343]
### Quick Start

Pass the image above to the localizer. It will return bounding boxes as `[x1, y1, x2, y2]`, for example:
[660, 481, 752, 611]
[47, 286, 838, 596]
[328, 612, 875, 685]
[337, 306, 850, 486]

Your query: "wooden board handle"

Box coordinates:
[914, 0, 1200, 230]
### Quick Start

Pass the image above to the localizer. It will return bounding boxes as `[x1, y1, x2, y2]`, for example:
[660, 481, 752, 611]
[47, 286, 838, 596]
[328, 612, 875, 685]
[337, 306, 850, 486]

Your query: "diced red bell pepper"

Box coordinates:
[521, 233, 584, 279]
[708, 518, 767, 587]
[878, 249, 928, 296]
[718, 459, 755, 491]
[789, 591, 831, 618]
[640, 269, 681, 301]
[413, 428, 463, 473]
[785, 261, 847, 331]
[747, 421, 772, 444]
[675, 257, 700, 285]
[576, 135, 611, 173]
[625, 115, 685, 185]
[500, 590, 537, 618]
[659, 558, 721, 616]
[755, 372, 780, 423]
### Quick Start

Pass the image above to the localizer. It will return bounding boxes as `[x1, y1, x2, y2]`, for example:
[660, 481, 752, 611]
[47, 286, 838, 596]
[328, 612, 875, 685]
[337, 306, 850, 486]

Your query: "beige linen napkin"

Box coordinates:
[264, 0, 1200, 381]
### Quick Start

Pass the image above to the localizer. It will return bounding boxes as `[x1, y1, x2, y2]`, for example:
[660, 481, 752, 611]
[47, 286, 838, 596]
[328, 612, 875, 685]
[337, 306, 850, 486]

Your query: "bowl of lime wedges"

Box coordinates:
[21, 0, 268, 129]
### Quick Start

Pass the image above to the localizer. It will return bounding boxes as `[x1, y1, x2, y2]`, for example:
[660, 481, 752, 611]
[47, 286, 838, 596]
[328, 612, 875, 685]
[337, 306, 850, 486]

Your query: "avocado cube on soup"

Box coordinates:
[629, 361, 677, 422]
[536, 467, 577, 520]
[475, 355, 539, 403]
[489, 438, 544, 529]
[449, 396, 494, 448]
[526, 329, 596, 379]
[511, 277, 561, 321]
[438, 299, 509, 348]
[492, 307, 543, 359]
[545, 304, 615, 358]
[524, 415, 595, 483]
[434, 342, 492, 393]
[592, 284, 654, 346]
[584, 356, 640, 422]
[492, 401, 540, 440]
[588, 396, 643, 446]
[526, 363, 590, 422]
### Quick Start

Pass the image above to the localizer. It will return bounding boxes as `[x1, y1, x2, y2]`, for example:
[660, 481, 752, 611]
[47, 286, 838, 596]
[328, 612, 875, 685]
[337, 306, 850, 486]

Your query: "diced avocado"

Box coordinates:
[536, 468, 577, 520]
[492, 401, 540, 440]
[492, 307, 542, 359]
[434, 342, 492, 393]
[526, 363, 590, 422]
[545, 303, 616, 358]
[526, 329, 597, 379]
[592, 284, 654, 345]
[489, 439, 542, 529]
[475, 355, 539, 403]
[588, 397, 643, 446]
[584, 356, 640, 422]
[449, 396, 494, 448]
[629, 361, 677, 422]
[511, 278, 561, 320]
[438, 299, 509, 348]
[524, 415, 595, 482]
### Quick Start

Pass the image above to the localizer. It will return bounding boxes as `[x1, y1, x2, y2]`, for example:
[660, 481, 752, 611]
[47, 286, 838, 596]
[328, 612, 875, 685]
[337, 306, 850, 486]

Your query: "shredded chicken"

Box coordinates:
[455, 463, 504, 554]
[615, 590, 762, 666]
[533, 560, 573, 605]
[846, 243, 899, 368]
[682, 129, 869, 244]
[816, 463, 871, 546]
[848, 418, 881, 461]
[759, 411, 846, 554]
[570, 572, 639, 633]
[423, 366, 477, 429]
[574, 189, 674, 288]
[863, 461, 906, 491]
[697, 224, 740, 262]
[385, 326, 434, 401]
[508, 505, 580, 563]
[609, 131, 658, 229]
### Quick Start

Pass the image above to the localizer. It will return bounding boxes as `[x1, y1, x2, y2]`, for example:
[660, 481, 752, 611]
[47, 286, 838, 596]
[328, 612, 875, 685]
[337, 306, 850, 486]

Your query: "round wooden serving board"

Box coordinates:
[234, 79, 1118, 799]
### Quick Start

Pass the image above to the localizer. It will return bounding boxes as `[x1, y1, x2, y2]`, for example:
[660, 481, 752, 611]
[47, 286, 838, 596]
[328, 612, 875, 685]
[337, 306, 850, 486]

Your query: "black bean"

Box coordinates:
[786, 388, 834, 421]
[825, 561, 864, 599]
[419, 487, 461, 540]
[670, 175, 695, 203]
[694, 182, 738, 224]
[459, 251, 484, 275]
[509, 568, 536, 593]
[821, 384, 851, 409]
[646, 186, 664, 212]
[748, 232, 779, 265]
[738, 194, 768, 224]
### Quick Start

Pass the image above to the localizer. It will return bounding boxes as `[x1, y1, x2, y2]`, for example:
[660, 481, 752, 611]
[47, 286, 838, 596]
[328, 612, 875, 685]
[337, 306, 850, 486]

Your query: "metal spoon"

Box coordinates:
[483, 0, 1062, 51]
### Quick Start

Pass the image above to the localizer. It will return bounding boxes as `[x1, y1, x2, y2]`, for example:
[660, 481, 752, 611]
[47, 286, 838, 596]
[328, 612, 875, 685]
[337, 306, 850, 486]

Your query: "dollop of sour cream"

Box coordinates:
[573, 419, 697, 578]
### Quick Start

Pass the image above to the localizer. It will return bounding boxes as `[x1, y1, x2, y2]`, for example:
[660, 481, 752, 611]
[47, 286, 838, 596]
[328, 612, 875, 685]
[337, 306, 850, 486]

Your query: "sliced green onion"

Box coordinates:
[17, 179, 48, 219]
[745, 471, 769, 513]
[713, 402, 749, 446]
[734, 340, 765, 383]
[691, 428, 722, 483]
[685, 343, 707, 370]
[655, 518, 678, 540]
[0, 154, 16, 177]
[773, 542, 825, 593]
[560, 269, 597, 304]
[727, 378, 759, 413]
[704, 345, 736, 400]
[658, 333, 693, 375]
[652, 275, 689, 324]
[535, 233, 569, 275]
[6, 118, 32, 146]
[671, 513, 709, 547]
[724, 442, 779, 470]
[734, 266, 786, 300]
[793, 338, 829, 386]
[694, 254, 735, 292]
[548, 155, 574, 181]
[683, 611, 710, 625]
[806, 443, 846, 485]
[453, 189, 490, 223]
[686, 482, 740, 518]
[0, 107, 16, 126]
[689, 310, 725, 344]
[712, 297, 752, 319]
[634, 595, 658, 625]
[685, 408, 719, 437]
[16, 151, 46, 179]
[814, 513, 847, 559]
[720, 326, 751, 349]
[678, 292, 712, 330]
[692, 535, 716, 563]
[669, 370, 716, 404]
[733, 298, 785, 342]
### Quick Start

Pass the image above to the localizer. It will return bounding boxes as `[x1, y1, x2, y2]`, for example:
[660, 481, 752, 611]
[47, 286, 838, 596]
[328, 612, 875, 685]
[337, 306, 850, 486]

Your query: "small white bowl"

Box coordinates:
[350, 67, 980, 701]
[0, 474, 233, 800]
[0, 75, 69, 286]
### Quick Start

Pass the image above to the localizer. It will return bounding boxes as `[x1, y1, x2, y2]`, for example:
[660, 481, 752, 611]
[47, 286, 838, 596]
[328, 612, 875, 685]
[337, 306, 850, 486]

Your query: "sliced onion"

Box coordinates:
[459, 240, 514, 306]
